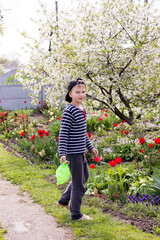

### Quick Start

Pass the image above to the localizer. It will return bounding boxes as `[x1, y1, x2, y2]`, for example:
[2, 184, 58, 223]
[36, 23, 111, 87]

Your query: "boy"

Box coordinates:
[57, 78, 98, 220]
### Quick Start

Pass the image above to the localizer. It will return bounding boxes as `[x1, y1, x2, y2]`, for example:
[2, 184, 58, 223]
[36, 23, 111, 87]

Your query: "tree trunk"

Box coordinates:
[113, 106, 134, 125]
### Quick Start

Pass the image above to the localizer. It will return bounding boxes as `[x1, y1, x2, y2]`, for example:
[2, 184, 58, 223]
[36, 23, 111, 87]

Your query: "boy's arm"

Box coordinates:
[59, 109, 73, 158]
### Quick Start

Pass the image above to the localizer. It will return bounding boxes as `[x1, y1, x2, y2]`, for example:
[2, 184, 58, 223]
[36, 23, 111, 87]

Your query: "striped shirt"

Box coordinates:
[59, 104, 93, 157]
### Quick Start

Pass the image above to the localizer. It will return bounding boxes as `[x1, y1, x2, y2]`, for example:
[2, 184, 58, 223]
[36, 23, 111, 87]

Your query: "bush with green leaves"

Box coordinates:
[103, 152, 115, 162]
[112, 143, 135, 162]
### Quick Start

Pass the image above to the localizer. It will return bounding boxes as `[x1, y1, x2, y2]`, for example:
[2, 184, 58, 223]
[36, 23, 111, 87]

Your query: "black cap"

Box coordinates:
[65, 78, 85, 103]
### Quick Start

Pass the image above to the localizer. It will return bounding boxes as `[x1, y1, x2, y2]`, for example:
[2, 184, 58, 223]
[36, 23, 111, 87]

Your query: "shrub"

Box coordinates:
[112, 143, 135, 162]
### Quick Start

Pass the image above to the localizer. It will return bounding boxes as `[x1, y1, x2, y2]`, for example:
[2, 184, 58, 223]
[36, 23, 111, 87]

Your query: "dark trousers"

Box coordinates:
[58, 153, 89, 220]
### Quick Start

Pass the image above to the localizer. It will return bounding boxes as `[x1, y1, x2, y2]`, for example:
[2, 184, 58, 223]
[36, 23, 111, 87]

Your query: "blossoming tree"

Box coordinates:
[16, 0, 160, 125]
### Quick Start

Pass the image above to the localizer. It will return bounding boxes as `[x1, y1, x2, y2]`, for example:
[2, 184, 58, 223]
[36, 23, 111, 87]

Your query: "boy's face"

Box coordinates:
[69, 84, 86, 105]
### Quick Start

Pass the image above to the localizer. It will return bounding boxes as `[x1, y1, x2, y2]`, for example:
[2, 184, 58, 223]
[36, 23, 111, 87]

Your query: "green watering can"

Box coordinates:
[56, 162, 70, 185]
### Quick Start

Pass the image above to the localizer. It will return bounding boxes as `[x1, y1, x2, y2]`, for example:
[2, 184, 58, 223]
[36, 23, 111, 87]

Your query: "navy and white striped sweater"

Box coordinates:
[59, 104, 93, 157]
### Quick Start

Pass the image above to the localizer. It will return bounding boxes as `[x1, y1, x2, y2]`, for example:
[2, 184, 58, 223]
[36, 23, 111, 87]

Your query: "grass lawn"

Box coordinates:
[0, 143, 160, 240]
[0, 223, 7, 240]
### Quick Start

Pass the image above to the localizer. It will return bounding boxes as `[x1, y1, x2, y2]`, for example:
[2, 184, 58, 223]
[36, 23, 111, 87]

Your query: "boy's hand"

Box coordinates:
[91, 148, 98, 158]
[60, 156, 69, 165]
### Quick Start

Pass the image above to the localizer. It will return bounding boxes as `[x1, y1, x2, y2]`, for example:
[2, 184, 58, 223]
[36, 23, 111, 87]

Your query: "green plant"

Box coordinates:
[1, 144, 160, 239]
[48, 120, 61, 138]
[145, 167, 160, 197]
[128, 177, 150, 196]
[86, 165, 108, 195]
[139, 138, 160, 174]
[109, 113, 121, 125]
[96, 144, 103, 156]
[101, 117, 112, 130]
[3, 130, 13, 139]
[16, 130, 59, 166]
[0, 110, 31, 138]
[0, 106, 4, 111]
[100, 133, 118, 148]
[105, 164, 127, 202]
[103, 153, 115, 162]
[87, 115, 101, 132]
[42, 108, 50, 118]
[0, 222, 7, 240]
[113, 143, 135, 162]
[154, 226, 160, 236]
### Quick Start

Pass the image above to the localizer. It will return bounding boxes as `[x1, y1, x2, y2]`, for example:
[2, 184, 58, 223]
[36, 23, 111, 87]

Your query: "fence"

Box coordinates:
[0, 69, 43, 111]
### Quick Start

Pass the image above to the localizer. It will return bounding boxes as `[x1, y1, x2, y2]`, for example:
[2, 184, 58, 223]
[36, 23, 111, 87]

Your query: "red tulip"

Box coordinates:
[115, 157, 122, 164]
[109, 160, 116, 167]
[149, 143, 153, 148]
[90, 164, 95, 169]
[155, 138, 160, 144]
[139, 137, 145, 144]
[30, 135, 35, 140]
[95, 157, 101, 162]
[38, 130, 42, 135]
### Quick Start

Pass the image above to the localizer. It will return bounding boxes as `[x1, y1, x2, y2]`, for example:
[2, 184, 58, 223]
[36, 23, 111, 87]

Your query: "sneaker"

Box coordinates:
[78, 214, 93, 221]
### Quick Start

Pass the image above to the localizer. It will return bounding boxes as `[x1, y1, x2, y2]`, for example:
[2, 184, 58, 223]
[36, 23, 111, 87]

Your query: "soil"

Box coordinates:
[102, 206, 160, 234]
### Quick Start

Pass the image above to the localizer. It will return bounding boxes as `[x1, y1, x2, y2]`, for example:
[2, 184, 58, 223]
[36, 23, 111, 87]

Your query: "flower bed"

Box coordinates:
[0, 106, 160, 236]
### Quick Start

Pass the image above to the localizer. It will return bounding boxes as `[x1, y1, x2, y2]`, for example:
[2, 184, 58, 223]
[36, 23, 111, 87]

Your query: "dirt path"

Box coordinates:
[0, 176, 74, 240]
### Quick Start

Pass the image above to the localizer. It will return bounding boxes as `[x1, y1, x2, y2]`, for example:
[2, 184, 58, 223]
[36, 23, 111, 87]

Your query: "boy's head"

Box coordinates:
[65, 78, 86, 103]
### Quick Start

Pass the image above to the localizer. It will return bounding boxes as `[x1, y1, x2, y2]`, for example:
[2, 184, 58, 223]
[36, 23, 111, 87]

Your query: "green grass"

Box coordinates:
[0, 223, 7, 240]
[0, 143, 160, 240]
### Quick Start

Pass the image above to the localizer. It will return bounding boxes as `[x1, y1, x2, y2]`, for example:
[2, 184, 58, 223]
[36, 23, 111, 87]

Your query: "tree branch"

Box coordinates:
[111, 13, 136, 46]
[86, 72, 109, 96]
[116, 87, 133, 120]
[86, 94, 111, 109]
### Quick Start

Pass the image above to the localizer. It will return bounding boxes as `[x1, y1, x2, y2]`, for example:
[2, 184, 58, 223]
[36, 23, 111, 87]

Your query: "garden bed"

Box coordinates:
[43, 174, 160, 235]
[0, 108, 160, 238]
